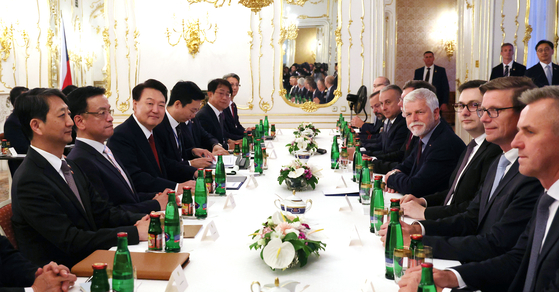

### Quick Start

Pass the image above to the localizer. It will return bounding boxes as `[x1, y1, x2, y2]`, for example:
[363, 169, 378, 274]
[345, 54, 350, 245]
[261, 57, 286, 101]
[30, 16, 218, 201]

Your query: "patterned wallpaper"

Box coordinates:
[395, 0, 457, 93]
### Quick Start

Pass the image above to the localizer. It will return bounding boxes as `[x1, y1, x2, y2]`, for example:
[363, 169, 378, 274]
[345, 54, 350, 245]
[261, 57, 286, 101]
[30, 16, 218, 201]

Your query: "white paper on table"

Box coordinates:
[211, 155, 237, 168]
[201, 220, 219, 241]
[339, 195, 354, 212]
[165, 265, 188, 292]
[348, 225, 362, 246]
[322, 187, 359, 196]
[225, 181, 243, 189]
[8, 147, 17, 156]
[223, 194, 236, 209]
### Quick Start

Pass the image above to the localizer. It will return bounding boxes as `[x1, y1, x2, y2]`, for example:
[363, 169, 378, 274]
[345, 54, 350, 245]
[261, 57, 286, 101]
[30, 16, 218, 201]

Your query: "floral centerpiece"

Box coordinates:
[293, 122, 320, 138]
[286, 136, 318, 154]
[278, 159, 322, 190]
[249, 211, 326, 269]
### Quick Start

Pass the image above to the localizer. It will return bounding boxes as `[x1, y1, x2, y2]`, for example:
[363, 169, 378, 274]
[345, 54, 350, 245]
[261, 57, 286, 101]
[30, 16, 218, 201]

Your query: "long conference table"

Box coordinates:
[69, 129, 460, 292]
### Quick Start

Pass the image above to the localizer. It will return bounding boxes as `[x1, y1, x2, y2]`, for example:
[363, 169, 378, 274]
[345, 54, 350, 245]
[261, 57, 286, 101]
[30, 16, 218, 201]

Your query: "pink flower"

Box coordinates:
[276, 222, 293, 235]
[304, 169, 312, 180]
[261, 227, 272, 238]
[298, 233, 307, 239]
[301, 223, 310, 229]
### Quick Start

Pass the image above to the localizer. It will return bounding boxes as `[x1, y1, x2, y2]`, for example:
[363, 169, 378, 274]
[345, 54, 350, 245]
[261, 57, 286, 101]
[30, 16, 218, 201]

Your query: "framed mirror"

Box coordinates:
[279, 0, 341, 112]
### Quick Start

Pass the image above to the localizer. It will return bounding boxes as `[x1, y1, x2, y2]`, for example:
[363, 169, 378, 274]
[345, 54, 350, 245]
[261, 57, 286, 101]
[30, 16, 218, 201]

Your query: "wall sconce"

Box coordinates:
[279, 21, 299, 43]
[442, 39, 455, 61]
[166, 14, 218, 58]
[239, 0, 274, 13]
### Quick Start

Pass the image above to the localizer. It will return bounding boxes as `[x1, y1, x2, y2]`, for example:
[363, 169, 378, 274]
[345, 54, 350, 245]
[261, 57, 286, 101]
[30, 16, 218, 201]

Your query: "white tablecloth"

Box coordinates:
[72, 129, 460, 292]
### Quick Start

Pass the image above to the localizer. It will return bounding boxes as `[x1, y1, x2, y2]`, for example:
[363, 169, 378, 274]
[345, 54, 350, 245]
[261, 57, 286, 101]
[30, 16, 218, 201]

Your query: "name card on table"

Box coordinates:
[348, 225, 362, 246]
[268, 149, 277, 159]
[165, 264, 188, 292]
[339, 195, 354, 212]
[223, 194, 236, 210]
[201, 220, 219, 241]
[337, 175, 348, 188]
[265, 141, 274, 149]
[276, 129, 283, 135]
[245, 174, 259, 188]
[360, 279, 376, 292]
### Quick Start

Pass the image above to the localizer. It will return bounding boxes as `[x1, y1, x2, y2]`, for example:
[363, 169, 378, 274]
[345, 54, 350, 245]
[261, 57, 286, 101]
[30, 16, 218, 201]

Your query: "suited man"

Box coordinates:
[398, 87, 559, 292]
[490, 43, 526, 80]
[323, 75, 336, 103]
[352, 91, 384, 143]
[383, 77, 542, 264]
[304, 77, 321, 104]
[384, 88, 465, 197]
[316, 78, 327, 103]
[288, 76, 298, 96]
[107, 79, 195, 194]
[0, 235, 77, 292]
[223, 73, 246, 140]
[413, 51, 450, 111]
[4, 86, 29, 177]
[154, 81, 215, 169]
[11, 89, 149, 267]
[194, 78, 235, 150]
[401, 80, 502, 220]
[525, 39, 559, 87]
[67, 86, 169, 214]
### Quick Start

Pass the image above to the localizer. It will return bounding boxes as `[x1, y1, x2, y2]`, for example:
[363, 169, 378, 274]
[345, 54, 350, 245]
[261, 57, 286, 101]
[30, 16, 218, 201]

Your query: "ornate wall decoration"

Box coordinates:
[360, 0, 364, 85]
[187, 0, 232, 8]
[500, 0, 506, 44]
[514, 0, 520, 60]
[36, 0, 42, 87]
[522, 0, 531, 65]
[165, 15, 218, 58]
[0, 24, 13, 89]
[347, 0, 352, 93]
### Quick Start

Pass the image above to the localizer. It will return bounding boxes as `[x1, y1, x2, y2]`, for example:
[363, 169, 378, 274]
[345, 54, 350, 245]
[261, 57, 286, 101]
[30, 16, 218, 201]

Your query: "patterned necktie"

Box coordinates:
[218, 112, 226, 145]
[504, 65, 509, 77]
[148, 134, 161, 171]
[231, 103, 236, 119]
[545, 64, 553, 85]
[424, 68, 431, 82]
[175, 125, 183, 159]
[523, 192, 556, 292]
[60, 160, 85, 210]
[104, 146, 133, 191]
[488, 154, 511, 201]
[444, 139, 478, 205]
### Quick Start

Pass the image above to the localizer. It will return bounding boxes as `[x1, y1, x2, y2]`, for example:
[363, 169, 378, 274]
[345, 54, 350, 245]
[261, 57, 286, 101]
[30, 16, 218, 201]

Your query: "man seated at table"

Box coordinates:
[400, 80, 502, 220]
[154, 81, 215, 169]
[67, 86, 171, 214]
[351, 91, 385, 141]
[4, 86, 30, 176]
[369, 80, 436, 174]
[195, 79, 240, 150]
[0, 235, 77, 292]
[362, 85, 409, 157]
[398, 86, 559, 292]
[381, 77, 542, 264]
[107, 79, 196, 194]
[11, 89, 150, 268]
[223, 73, 247, 140]
[383, 88, 465, 197]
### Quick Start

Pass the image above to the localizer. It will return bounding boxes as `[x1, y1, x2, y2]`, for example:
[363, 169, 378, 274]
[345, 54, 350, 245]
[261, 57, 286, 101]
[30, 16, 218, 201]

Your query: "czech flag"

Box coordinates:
[59, 15, 72, 90]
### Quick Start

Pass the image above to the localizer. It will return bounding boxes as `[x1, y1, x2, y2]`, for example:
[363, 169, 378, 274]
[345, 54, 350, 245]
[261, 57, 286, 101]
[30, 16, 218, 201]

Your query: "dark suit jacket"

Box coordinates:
[181, 119, 219, 159]
[387, 121, 465, 197]
[107, 115, 194, 193]
[452, 191, 554, 292]
[11, 148, 143, 267]
[420, 158, 542, 263]
[422, 140, 502, 220]
[490, 61, 526, 80]
[67, 140, 160, 214]
[194, 104, 228, 150]
[3, 113, 29, 176]
[153, 114, 204, 174]
[371, 133, 418, 174]
[525, 62, 559, 87]
[359, 118, 384, 141]
[364, 114, 409, 156]
[324, 85, 336, 103]
[223, 102, 245, 140]
[414, 65, 450, 105]
[0, 236, 36, 291]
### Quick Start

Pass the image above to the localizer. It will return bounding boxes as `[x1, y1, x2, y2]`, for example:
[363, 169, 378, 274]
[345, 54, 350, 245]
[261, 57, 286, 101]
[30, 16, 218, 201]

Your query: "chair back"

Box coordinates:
[0, 200, 16, 249]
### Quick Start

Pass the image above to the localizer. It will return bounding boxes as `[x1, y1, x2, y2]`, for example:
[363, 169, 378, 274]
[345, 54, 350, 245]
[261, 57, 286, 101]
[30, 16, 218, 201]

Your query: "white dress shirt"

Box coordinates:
[30, 145, 66, 182]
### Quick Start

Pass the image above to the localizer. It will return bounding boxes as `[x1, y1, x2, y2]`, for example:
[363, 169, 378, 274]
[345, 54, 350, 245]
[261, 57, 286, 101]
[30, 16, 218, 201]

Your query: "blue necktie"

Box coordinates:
[523, 192, 556, 292]
[488, 154, 511, 201]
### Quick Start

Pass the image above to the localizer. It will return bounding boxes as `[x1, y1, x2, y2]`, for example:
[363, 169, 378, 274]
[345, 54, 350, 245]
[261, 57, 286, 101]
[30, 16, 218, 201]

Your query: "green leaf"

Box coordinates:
[283, 232, 298, 241]
[297, 249, 308, 267]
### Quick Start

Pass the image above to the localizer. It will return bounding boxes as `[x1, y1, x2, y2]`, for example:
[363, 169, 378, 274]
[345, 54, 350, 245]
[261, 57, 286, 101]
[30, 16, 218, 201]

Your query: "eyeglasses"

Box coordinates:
[83, 110, 111, 118]
[476, 106, 518, 118]
[453, 101, 481, 112]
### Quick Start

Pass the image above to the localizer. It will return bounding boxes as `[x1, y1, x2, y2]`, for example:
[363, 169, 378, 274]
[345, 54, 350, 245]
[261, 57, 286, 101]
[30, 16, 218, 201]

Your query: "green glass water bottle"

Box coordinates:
[112, 232, 134, 292]
[385, 208, 404, 280]
[264, 116, 269, 135]
[417, 263, 437, 292]
[372, 175, 385, 234]
[353, 141, 362, 182]
[254, 139, 263, 174]
[359, 158, 371, 205]
[195, 169, 208, 219]
[215, 155, 226, 195]
[233, 143, 241, 156]
[248, 134, 254, 152]
[347, 130, 354, 148]
[164, 192, 180, 252]
[91, 263, 110, 292]
[242, 132, 250, 158]
[331, 135, 339, 169]
[262, 147, 268, 170]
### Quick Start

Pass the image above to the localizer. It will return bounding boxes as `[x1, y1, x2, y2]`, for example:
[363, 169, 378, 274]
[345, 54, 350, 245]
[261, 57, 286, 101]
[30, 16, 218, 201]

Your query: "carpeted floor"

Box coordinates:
[0, 171, 9, 202]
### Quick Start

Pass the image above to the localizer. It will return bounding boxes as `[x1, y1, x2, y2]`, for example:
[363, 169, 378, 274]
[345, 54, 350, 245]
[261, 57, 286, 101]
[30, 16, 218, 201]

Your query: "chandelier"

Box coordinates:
[238, 0, 274, 13]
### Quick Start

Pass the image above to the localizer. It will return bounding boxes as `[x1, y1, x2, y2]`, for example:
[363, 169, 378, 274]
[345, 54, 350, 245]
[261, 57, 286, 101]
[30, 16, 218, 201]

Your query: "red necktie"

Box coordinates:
[416, 140, 423, 164]
[148, 134, 161, 171]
